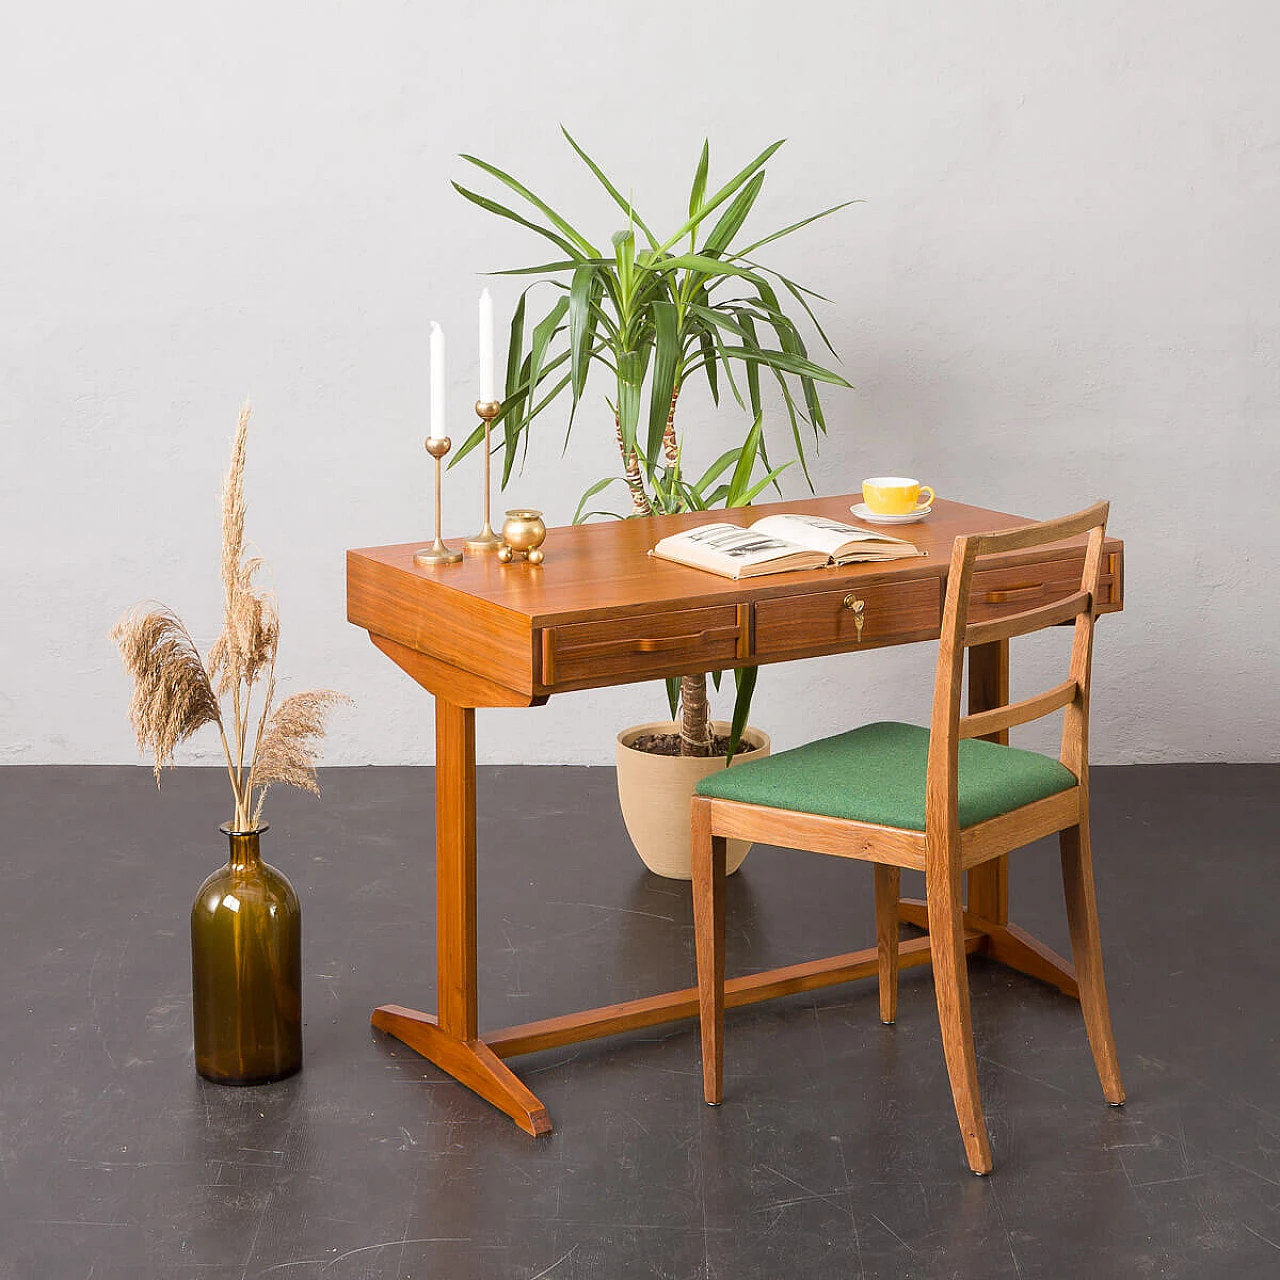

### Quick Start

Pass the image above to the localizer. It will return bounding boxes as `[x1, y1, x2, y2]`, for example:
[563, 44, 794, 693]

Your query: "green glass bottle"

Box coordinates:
[191, 824, 302, 1084]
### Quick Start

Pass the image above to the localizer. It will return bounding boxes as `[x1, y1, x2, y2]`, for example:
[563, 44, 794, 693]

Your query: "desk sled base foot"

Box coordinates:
[371, 1004, 552, 1137]
[897, 898, 1080, 999]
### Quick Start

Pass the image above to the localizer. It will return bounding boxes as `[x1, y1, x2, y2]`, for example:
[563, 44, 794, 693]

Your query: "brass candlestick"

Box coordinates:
[465, 399, 504, 554]
[413, 437, 463, 566]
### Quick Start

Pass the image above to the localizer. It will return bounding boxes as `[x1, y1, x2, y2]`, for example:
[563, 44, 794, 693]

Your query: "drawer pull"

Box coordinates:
[983, 583, 1048, 605]
[634, 624, 740, 653]
[569, 624, 741, 660]
[842, 594, 866, 642]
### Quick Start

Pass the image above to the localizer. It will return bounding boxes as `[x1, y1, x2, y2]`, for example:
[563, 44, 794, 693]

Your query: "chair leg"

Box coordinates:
[926, 854, 994, 1174]
[874, 864, 900, 1025]
[691, 798, 727, 1105]
[1060, 820, 1125, 1105]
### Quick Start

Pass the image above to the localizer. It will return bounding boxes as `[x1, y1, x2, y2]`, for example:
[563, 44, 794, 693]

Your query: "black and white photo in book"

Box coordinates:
[651, 513, 924, 580]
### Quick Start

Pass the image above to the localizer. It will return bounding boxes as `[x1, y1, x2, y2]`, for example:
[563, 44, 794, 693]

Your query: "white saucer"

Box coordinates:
[850, 502, 932, 526]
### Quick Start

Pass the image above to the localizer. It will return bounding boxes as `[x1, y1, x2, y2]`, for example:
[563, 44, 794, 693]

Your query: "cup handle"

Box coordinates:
[916, 486, 935, 509]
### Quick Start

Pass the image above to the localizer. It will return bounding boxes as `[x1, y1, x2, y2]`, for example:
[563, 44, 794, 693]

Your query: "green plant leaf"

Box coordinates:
[736, 200, 861, 258]
[572, 475, 624, 524]
[665, 675, 680, 720]
[698, 329, 719, 404]
[737, 310, 763, 417]
[705, 326, 746, 410]
[776, 272, 841, 359]
[715, 345, 851, 386]
[486, 256, 583, 273]
[561, 127, 660, 251]
[658, 139, 786, 253]
[498, 313, 571, 485]
[452, 182, 584, 262]
[505, 289, 529, 400]
[459, 155, 599, 257]
[692, 446, 740, 494]
[447, 419, 488, 469]
[726, 664, 759, 763]
[615, 346, 649, 460]
[767, 366, 814, 490]
[568, 264, 597, 402]
[612, 228, 635, 300]
[646, 300, 681, 466]
[737, 460, 793, 506]
[655, 252, 767, 285]
[684, 302, 755, 342]
[527, 297, 570, 416]
[701, 171, 766, 259]
[527, 368, 574, 423]
[688, 139, 710, 237]
[724, 412, 765, 507]
[751, 262, 833, 303]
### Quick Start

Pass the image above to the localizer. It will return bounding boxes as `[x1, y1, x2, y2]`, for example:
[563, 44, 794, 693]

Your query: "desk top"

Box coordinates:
[347, 493, 1123, 706]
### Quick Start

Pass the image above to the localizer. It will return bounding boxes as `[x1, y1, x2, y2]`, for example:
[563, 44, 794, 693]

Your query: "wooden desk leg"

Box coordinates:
[898, 638, 1079, 999]
[372, 697, 552, 1136]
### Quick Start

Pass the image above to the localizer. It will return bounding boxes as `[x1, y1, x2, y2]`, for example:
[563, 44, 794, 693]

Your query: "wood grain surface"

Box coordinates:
[347, 493, 1123, 699]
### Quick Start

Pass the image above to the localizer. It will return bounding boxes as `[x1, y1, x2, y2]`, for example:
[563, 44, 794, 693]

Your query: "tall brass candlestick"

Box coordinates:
[465, 399, 504, 553]
[414, 437, 463, 566]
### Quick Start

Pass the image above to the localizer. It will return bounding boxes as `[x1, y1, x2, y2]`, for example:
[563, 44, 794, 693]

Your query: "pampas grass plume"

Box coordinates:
[110, 403, 348, 828]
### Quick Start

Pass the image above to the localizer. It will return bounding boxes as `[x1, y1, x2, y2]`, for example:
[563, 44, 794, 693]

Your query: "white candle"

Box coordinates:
[430, 322, 446, 440]
[479, 288, 496, 404]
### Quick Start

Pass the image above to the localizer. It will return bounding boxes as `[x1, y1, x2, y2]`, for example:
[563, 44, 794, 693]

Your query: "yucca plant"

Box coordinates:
[454, 132, 854, 755]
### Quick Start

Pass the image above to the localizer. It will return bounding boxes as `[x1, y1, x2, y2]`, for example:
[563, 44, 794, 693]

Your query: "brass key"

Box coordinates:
[843, 594, 866, 642]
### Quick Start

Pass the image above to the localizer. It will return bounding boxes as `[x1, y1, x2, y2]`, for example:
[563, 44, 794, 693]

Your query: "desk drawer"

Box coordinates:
[541, 604, 744, 688]
[754, 578, 940, 659]
[969, 557, 1091, 624]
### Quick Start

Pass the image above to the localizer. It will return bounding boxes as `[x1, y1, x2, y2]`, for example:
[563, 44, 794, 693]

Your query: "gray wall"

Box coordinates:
[3, 0, 1277, 767]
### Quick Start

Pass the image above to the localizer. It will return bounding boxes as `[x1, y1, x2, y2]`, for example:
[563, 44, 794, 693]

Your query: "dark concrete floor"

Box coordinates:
[1, 762, 1278, 1279]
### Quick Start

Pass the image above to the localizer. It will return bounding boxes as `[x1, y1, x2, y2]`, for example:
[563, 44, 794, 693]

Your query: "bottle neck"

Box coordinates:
[223, 825, 268, 869]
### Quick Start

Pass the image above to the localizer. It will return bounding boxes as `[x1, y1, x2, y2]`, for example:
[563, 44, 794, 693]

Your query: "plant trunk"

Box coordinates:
[614, 415, 653, 516]
[663, 388, 710, 756]
[662, 386, 680, 470]
[679, 672, 713, 756]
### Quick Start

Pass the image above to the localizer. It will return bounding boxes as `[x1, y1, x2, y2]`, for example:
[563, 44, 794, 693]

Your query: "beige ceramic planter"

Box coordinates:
[615, 720, 771, 880]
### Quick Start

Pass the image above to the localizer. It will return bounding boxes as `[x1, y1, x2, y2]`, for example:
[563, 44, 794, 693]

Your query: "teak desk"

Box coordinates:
[347, 494, 1124, 1135]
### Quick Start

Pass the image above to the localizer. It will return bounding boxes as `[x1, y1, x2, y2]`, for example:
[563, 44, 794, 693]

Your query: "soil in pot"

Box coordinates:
[627, 731, 760, 758]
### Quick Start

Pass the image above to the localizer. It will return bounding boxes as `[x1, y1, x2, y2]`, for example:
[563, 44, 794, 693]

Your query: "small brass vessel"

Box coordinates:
[498, 509, 547, 565]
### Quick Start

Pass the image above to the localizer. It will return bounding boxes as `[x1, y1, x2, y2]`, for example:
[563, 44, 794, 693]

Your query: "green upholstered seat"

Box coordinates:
[696, 721, 1077, 832]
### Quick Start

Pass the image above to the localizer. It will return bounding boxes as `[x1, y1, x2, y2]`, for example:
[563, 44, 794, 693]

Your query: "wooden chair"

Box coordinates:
[690, 502, 1124, 1174]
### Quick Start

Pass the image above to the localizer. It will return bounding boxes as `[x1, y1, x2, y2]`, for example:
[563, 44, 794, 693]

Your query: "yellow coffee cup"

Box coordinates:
[861, 477, 935, 516]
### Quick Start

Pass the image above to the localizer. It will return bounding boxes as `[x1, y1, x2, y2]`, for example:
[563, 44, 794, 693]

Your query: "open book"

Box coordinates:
[651, 513, 925, 580]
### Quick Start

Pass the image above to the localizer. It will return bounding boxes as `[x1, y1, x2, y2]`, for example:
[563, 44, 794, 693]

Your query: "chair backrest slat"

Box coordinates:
[959, 678, 1079, 741]
[964, 504, 1110, 558]
[925, 500, 1110, 852]
[964, 590, 1091, 649]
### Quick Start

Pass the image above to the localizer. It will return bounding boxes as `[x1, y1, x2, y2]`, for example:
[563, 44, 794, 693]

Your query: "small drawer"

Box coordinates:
[968, 557, 1088, 624]
[754, 578, 940, 659]
[541, 604, 743, 688]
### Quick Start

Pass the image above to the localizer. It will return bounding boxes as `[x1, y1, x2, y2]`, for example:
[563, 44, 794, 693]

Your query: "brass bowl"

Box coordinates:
[499, 509, 547, 564]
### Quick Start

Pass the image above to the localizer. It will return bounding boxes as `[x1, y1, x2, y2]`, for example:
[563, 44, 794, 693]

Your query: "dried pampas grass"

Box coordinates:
[110, 606, 223, 784]
[208, 404, 277, 696]
[111, 402, 349, 830]
[249, 689, 352, 825]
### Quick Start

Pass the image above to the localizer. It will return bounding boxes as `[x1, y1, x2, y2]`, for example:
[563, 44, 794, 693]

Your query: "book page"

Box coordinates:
[749, 513, 906, 555]
[668, 523, 801, 564]
[651, 522, 829, 579]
